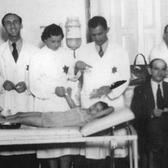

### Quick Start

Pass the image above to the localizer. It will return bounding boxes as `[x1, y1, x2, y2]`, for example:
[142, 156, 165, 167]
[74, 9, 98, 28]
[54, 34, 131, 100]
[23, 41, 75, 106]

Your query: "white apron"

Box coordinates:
[0, 40, 39, 155]
[29, 46, 80, 158]
[0, 41, 39, 115]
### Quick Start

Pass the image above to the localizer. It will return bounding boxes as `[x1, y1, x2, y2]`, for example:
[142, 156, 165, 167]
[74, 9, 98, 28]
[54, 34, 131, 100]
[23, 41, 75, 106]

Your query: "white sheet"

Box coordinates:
[81, 107, 134, 136]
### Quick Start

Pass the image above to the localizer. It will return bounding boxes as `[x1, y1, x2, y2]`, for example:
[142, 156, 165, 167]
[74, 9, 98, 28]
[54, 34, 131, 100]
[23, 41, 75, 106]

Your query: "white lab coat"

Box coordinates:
[149, 40, 168, 63]
[0, 40, 39, 155]
[76, 41, 130, 159]
[0, 41, 39, 116]
[149, 40, 168, 82]
[29, 46, 80, 158]
[29, 46, 80, 112]
[77, 41, 130, 109]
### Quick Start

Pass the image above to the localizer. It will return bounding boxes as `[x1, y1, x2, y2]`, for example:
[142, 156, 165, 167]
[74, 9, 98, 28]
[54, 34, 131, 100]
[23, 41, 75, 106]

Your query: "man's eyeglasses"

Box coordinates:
[4, 20, 21, 27]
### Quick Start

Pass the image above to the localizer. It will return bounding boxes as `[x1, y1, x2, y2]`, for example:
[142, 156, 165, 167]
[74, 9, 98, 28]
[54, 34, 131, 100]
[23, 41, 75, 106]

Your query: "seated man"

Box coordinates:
[131, 58, 168, 168]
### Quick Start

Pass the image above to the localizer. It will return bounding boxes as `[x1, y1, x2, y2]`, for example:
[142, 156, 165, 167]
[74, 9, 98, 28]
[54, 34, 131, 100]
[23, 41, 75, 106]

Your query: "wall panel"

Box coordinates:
[0, 0, 87, 47]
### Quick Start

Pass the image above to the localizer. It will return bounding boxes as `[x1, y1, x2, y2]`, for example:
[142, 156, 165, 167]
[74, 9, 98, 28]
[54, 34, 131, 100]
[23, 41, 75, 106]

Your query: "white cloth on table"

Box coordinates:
[29, 46, 80, 158]
[76, 40, 130, 159]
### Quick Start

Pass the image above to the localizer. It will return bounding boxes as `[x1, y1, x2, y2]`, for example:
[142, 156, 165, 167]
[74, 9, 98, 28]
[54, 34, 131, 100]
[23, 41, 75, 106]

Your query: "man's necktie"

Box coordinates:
[12, 43, 18, 62]
[99, 45, 104, 57]
[157, 84, 164, 109]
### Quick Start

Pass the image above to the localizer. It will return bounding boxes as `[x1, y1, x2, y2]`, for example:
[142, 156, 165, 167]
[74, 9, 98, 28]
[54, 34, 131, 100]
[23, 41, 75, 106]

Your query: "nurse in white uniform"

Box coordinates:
[76, 16, 130, 165]
[29, 24, 80, 168]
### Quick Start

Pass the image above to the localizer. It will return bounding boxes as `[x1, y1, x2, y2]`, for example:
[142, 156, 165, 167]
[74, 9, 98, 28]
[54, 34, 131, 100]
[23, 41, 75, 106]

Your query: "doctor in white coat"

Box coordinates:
[76, 16, 130, 168]
[0, 13, 39, 115]
[0, 13, 39, 168]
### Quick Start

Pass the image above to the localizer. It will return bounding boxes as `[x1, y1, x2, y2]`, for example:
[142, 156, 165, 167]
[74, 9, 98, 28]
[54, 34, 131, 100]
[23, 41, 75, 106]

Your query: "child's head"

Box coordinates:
[89, 101, 108, 115]
[41, 24, 64, 51]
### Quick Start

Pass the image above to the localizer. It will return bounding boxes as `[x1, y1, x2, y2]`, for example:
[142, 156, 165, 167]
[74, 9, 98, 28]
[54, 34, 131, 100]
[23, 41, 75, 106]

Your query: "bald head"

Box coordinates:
[149, 59, 167, 82]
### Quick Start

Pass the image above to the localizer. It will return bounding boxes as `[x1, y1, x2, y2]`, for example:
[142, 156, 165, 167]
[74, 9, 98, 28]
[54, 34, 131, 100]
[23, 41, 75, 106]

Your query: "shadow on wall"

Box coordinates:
[0, 26, 8, 42]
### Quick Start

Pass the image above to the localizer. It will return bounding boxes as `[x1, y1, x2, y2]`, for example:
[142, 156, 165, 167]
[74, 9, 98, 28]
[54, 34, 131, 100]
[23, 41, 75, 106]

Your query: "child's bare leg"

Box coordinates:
[6, 112, 41, 120]
[6, 113, 43, 127]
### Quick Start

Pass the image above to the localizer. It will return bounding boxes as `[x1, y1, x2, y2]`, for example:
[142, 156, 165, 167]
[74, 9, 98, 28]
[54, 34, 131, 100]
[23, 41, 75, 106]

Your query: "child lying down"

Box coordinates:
[3, 102, 114, 127]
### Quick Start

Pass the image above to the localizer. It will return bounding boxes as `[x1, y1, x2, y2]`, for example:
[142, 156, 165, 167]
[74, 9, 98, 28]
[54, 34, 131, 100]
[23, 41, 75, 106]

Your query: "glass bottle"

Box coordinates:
[65, 18, 82, 58]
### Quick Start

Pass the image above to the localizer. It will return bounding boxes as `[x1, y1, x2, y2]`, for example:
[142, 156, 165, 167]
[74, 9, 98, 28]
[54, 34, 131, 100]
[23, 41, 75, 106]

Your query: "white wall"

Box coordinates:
[0, 0, 87, 47]
[89, 0, 168, 64]
[161, 0, 168, 33]
[1, 0, 168, 62]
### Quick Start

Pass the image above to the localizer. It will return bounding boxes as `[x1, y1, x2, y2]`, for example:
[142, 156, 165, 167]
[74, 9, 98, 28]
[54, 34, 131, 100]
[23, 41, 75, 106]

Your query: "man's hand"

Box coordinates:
[75, 61, 92, 72]
[15, 81, 27, 93]
[153, 109, 163, 117]
[55, 87, 66, 97]
[0, 114, 6, 124]
[163, 108, 168, 112]
[90, 86, 111, 99]
[3, 80, 15, 91]
[67, 87, 72, 96]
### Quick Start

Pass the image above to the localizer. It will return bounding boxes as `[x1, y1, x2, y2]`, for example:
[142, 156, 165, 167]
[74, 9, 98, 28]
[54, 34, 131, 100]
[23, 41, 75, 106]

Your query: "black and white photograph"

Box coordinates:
[0, 0, 168, 168]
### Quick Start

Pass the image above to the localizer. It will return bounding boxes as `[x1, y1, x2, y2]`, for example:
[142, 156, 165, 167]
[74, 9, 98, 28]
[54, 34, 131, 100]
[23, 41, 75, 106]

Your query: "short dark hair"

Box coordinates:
[164, 25, 168, 34]
[88, 16, 108, 30]
[2, 13, 22, 26]
[41, 24, 64, 42]
[97, 101, 109, 110]
[149, 58, 167, 69]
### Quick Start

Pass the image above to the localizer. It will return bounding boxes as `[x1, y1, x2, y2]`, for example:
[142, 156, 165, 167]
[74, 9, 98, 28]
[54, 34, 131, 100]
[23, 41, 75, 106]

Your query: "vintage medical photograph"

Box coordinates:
[0, 0, 167, 168]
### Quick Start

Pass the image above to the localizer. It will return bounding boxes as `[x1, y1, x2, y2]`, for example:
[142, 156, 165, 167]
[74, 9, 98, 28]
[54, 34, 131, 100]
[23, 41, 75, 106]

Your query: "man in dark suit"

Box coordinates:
[131, 58, 168, 168]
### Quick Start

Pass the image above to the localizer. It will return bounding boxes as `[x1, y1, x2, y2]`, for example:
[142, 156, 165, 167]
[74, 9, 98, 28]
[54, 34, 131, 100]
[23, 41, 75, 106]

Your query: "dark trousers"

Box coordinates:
[73, 155, 111, 168]
[137, 134, 149, 168]
[0, 154, 39, 168]
[73, 155, 129, 168]
[146, 115, 168, 168]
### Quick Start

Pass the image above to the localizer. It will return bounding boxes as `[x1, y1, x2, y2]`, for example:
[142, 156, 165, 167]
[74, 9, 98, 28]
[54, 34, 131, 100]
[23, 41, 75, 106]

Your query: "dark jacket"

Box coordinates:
[131, 80, 168, 134]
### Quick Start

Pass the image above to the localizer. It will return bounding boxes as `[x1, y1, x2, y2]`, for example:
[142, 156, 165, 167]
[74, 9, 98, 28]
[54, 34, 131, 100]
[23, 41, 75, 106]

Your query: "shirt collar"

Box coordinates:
[9, 38, 22, 46]
[151, 79, 163, 86]
[95, 40, 108, 53]
[151, 79, 163, 95]
[8, 38, 23, 53]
